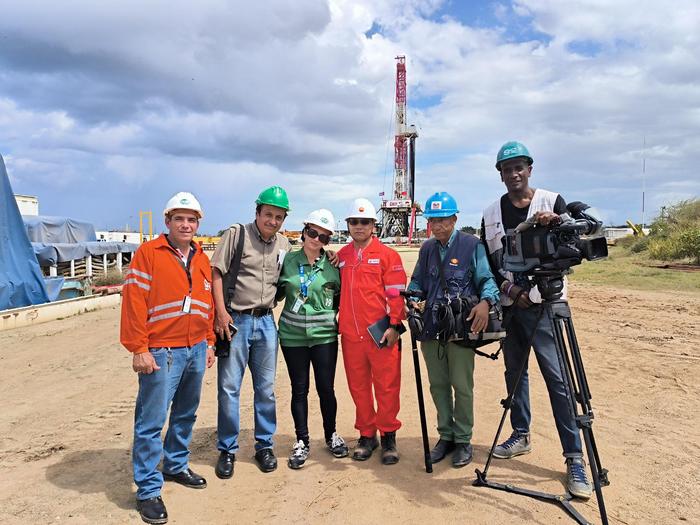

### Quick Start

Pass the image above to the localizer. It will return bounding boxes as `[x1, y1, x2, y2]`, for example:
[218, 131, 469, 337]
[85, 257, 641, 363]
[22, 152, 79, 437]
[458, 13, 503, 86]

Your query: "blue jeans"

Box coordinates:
[133, 340, 207, 500]
[217, 313, 278, 453]
[503, 306, 583, 458]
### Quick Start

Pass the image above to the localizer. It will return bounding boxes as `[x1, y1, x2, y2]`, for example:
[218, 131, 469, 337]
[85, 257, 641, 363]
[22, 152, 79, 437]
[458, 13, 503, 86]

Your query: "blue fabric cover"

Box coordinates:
[23, 215, 97, 243]
[0, 154, 51, 309]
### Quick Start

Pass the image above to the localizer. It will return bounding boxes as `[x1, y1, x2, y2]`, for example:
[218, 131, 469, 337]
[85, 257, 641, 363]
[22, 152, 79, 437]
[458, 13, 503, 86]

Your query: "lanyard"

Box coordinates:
[299, 264, 321, 298]
[167, 239, 195, 293]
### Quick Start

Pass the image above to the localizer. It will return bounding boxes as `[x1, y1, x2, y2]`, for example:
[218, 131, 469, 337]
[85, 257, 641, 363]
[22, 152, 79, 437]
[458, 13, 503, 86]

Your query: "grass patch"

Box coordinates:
[568, 246, 700, 293]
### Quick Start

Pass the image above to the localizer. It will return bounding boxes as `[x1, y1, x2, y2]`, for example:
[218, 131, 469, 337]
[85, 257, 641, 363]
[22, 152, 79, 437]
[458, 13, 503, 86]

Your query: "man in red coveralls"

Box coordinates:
[337, 197, 407, 465]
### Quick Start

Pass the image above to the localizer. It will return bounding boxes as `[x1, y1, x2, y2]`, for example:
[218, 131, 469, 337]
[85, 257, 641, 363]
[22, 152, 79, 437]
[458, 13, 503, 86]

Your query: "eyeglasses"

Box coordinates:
[305, 227, 331, 245]
[347, 218, 373, 226]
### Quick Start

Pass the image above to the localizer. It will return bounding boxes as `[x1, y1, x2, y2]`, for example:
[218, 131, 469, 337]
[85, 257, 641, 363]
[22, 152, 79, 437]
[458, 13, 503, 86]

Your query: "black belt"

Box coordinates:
[234, 308, 272, 317]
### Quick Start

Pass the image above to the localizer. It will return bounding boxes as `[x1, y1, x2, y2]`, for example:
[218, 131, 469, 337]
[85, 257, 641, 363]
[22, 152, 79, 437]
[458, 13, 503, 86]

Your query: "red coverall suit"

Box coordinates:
[337, 237, 407, 438]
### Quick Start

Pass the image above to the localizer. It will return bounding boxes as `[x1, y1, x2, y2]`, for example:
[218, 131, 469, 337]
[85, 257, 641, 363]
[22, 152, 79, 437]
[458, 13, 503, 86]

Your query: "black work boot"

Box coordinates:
[352, 434, 379, 461]
[381, 432, 399, 465]
[136, 496, 168, 524]
[430, 438, 455, 463]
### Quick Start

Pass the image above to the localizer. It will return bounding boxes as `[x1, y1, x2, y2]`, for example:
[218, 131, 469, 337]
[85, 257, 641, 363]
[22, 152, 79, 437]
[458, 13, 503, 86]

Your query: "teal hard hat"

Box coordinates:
[423, 192, 459, 218]
[495, 141, 533, 171]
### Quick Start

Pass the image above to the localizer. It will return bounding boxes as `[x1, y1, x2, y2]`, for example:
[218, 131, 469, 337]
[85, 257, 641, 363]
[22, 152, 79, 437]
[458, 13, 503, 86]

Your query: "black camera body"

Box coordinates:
[504, 201, 608, 274]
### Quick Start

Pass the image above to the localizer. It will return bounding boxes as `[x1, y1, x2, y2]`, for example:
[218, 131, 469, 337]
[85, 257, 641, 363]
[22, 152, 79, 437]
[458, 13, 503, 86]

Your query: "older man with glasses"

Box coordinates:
[336, 198, 407, 465]
[407, 191, 500, 469]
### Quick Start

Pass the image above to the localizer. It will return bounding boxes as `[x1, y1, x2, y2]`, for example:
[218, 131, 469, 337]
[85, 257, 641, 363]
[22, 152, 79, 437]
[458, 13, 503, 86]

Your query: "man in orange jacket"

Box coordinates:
[121, 192, 215, 525]
[337, 198, 407, 465]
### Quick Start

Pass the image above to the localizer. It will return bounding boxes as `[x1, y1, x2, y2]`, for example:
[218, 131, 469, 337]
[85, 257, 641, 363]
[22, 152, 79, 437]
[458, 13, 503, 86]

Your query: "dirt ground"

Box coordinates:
[1, 249, 699, 525]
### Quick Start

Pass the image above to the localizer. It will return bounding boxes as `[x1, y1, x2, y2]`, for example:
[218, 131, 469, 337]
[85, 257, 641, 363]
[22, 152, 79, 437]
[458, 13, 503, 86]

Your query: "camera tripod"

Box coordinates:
[473, 270, 610, 524]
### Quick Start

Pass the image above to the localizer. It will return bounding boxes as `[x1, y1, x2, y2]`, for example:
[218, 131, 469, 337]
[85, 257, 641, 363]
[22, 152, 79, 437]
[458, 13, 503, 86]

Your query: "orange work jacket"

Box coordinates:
[120, 234, 215, 354]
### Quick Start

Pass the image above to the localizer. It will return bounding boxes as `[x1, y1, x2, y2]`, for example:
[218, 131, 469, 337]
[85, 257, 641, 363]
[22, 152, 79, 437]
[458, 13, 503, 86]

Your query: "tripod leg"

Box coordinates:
[549, 302, 611, 525]
[410, 335, 433, 473]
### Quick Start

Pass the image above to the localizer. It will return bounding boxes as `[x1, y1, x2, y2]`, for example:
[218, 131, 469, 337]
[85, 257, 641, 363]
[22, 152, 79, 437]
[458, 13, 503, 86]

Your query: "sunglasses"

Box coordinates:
[347, 218, 373, 226]
[305, 227, 331, 245]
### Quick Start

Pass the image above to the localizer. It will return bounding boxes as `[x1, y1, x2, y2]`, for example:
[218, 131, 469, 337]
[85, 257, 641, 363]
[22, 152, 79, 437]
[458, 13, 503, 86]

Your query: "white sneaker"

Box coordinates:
[326, 432, 349, 458]
[287, 440, 310, 470]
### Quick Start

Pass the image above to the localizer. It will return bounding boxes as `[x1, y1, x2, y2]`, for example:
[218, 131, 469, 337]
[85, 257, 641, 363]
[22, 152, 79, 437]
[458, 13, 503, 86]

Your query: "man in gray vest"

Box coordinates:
[408, 191, 499, 468]
[210, 186, 291, 476]
[481, 141, 592, 499]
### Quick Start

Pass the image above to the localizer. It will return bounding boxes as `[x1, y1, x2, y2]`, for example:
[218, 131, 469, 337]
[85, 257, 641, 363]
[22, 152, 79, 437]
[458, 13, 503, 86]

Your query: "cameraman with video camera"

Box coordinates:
[408, 192, 500, 468]
[481, 141, 592, 499]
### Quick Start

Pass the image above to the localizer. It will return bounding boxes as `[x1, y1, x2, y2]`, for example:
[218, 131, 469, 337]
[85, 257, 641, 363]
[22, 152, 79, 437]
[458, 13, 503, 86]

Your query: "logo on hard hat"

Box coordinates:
[359, 207, 365, 212]
[431, 202, 442, 210]
[180, 198, 189, 205]
[503, 147, 519, 155]
[321, 217, 329, 224]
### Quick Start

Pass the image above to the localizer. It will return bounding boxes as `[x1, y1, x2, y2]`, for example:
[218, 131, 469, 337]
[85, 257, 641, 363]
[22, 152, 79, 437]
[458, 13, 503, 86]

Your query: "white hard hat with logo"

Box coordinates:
[345, 197, 377, 221]
[163, 192, 204, 219]
[304, 208, 335, 234]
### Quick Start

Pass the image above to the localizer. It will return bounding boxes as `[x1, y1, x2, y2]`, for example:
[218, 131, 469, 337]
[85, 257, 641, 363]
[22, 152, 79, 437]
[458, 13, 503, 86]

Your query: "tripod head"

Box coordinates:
[532, 269, 567, 302]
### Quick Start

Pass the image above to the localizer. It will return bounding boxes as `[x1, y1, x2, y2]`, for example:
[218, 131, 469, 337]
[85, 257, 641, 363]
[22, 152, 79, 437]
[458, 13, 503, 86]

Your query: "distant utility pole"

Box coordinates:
[642, 136, 646, 230]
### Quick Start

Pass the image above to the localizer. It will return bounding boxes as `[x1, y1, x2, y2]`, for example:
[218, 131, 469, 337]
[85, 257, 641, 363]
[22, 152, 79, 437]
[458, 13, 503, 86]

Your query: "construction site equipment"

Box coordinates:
[625, 219, 646, 236]
[139, 211, 153, 244]
[194, 236, 221, 250]
[380, 56, 419, 240]
[282, 230, 302, 245]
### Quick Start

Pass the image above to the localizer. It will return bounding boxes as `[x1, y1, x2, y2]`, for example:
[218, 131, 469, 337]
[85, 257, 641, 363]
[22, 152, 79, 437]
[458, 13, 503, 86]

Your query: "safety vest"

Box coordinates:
[482, 189, 567, 304]
[277, 249, 340, 346]
[120, 234, 215, 354]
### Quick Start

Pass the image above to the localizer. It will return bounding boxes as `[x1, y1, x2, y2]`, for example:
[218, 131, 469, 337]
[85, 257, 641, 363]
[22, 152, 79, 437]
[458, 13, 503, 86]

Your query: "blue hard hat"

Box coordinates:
[423, 192, 459, 218]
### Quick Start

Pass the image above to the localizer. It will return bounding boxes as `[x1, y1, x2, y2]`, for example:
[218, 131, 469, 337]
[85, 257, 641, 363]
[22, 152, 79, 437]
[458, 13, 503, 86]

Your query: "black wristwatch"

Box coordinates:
[390, 323, 403, 332]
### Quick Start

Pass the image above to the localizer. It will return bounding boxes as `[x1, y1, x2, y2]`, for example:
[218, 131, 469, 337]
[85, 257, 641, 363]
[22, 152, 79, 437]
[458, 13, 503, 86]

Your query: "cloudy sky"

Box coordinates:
[2, 0, 699, 233]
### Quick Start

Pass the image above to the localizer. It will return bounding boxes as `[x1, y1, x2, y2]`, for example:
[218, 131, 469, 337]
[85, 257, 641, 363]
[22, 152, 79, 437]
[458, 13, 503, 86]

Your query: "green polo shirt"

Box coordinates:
[276, 249, 340, 346]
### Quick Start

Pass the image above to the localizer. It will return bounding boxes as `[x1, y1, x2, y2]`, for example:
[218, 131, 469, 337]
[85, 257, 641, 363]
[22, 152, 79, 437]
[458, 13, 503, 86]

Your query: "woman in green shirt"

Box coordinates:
[277, 209, 348, 469]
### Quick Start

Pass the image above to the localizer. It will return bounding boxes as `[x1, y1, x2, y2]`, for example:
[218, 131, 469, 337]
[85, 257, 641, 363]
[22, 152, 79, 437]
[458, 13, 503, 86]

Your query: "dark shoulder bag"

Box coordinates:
[434, 248, 504, 359]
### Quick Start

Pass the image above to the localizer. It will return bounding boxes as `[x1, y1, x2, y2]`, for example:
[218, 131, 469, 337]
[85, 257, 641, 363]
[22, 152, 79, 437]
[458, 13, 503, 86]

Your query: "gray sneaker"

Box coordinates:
[566, 457, 593, 499]
[493, 431, 531, 459]
[288, 440, 310, 470]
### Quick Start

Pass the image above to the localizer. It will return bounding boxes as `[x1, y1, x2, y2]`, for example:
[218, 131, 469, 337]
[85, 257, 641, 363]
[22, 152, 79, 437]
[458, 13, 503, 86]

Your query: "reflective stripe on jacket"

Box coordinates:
[277, 249, 340, 346]
[337, 237, 407, 341]
[120, 234, 215, 354]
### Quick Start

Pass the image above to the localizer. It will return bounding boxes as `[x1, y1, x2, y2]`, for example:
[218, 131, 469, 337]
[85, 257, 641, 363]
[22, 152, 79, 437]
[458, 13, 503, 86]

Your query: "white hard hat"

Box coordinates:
[163, 192, 203, 219]
[303, 208, 335, 234]
[345, 197, 377, 221]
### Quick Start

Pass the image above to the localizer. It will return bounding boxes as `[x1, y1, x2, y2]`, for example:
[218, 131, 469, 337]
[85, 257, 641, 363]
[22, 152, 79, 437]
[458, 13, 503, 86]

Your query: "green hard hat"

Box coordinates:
[255, 186, 290, 211]
[495, 141, 533, 171]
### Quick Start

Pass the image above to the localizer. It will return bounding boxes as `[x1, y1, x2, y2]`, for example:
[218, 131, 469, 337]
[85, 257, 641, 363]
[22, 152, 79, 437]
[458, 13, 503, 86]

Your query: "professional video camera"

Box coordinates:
[503, 201, 608, 274]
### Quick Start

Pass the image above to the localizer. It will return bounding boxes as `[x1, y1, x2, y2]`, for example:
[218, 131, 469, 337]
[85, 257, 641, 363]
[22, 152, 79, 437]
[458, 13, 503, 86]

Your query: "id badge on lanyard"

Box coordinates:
[182, 295, 192, 313]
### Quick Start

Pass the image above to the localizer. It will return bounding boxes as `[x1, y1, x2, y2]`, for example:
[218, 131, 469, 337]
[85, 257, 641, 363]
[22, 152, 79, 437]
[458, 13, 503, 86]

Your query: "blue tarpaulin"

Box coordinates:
[23, 215, 97, 243]
[0, 154, 51, 309]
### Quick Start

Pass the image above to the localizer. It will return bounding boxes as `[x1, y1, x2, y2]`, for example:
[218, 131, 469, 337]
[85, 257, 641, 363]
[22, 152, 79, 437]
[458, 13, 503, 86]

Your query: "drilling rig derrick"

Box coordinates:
[379, 56, 419, 241]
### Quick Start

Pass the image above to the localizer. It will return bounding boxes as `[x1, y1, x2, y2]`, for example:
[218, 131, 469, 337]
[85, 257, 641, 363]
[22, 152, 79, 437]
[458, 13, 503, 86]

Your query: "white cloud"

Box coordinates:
[1, 0, 698, 231]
